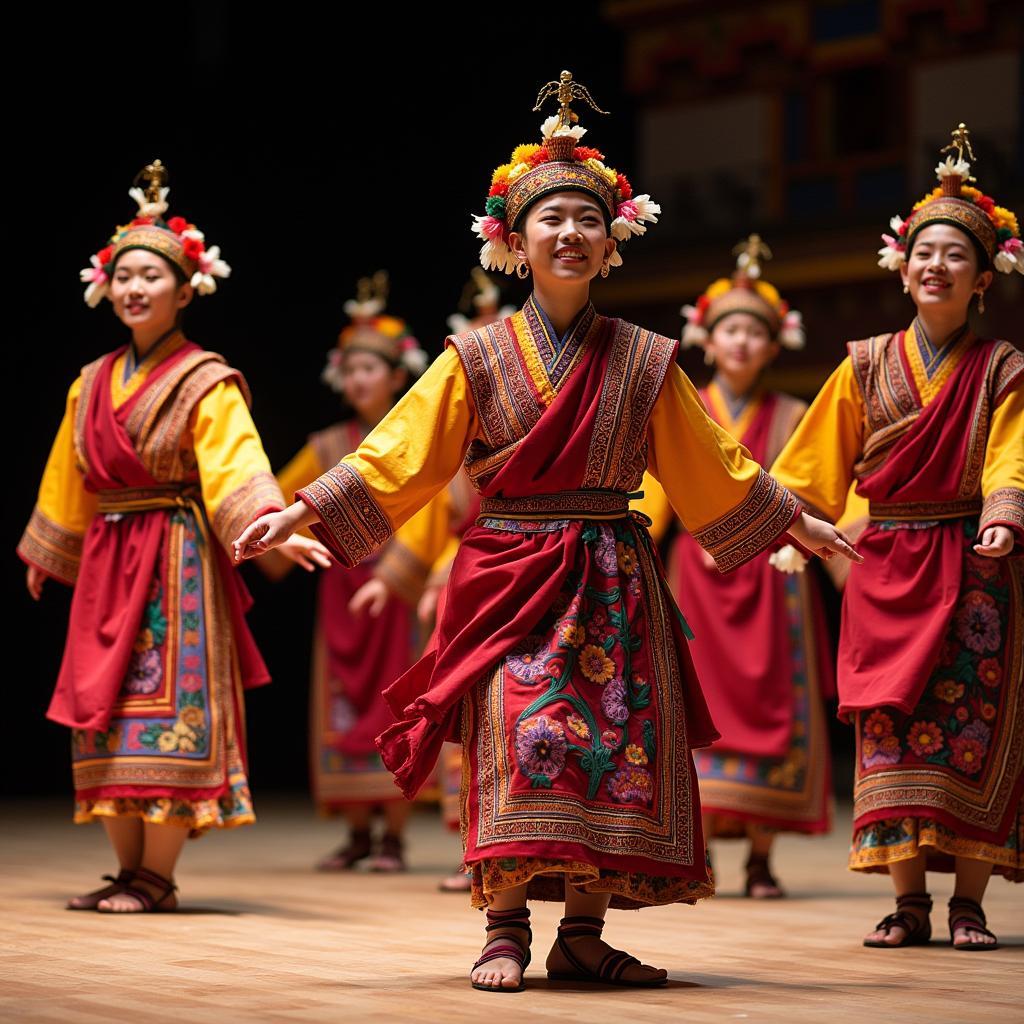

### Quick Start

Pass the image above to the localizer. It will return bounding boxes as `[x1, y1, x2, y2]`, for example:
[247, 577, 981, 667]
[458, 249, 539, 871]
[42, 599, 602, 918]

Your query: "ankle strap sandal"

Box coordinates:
[97, 866, 178, 913]
[66, 868, 135, 911]
[744, 855, 785, 899]
[863, 891, 932, 948]
[471, 906, 532, 992]
[948, 896, 1000, 951]
[548, 915, 667, 987]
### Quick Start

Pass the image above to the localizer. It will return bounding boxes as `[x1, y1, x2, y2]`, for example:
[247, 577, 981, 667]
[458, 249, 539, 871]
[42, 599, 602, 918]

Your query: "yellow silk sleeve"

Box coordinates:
[375, 488, 456, 604]
[770, 357, 864, 523]
[980, 379, 1024, 539]
[645, 365, 799, 571]
[630, 471, 673, 543]
[191, 380, 285, 551]
[298, 347, 478, 566]
[17, 377, 97, 584]
[276, 442, 325, 501]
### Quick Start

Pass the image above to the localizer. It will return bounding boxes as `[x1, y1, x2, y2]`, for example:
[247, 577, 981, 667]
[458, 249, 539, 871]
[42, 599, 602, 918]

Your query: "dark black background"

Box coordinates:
[7, 5, 634, 795]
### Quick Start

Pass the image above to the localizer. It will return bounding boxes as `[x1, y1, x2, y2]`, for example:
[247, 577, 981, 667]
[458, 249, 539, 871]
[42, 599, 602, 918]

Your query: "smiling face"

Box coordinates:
[705, 311, 779, 393]
[507, 191, 617, 287]
[339, 348, 407, 420]
[109, 249, 193, 332]
[900, 223, 992, 318]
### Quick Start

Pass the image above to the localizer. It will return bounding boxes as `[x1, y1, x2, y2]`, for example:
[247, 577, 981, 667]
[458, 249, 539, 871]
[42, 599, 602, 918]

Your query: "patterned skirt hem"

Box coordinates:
[848, 817, 1023, 882]
[74, 797, 255, 837]
[469, 855, 715, 910]
[703, 808, 831, 839]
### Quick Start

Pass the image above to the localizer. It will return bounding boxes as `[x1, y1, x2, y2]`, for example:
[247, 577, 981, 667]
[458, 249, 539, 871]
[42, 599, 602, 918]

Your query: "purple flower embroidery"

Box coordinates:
[954, 591, 1001, 654]
[861, 734, 901, 769]
[601, 677, 629, 725]
[516, 716, 567, 779]
[607, 765, 653, 804]
[123, 648, 161, 695]
[961, 719, 991, 751]
[506, 635, 549, 681]
[591, 525, 619, 576]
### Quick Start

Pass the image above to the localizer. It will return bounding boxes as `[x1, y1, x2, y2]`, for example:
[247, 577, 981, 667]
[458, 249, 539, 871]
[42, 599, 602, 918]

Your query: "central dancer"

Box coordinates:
[233, 72, 860, 991]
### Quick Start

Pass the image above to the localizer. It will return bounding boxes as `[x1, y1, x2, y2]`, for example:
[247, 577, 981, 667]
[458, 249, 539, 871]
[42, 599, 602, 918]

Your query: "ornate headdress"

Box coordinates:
[446, 268, 516, 334]
[322, 271, 427, 391]
[472, 70, 660, 273]
[79, 159, 231, 307]
[878, 123, 1022, 275]
[681, 235, 804, 350]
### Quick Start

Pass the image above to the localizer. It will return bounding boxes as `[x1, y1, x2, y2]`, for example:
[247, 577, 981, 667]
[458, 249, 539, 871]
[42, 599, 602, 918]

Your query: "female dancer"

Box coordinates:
[271, 273, 431, 872]
[772, 125, 1023, 949]
[19, 161, 325, 912]
[234, 74, 858, 990]
[641, 237, 835, 897]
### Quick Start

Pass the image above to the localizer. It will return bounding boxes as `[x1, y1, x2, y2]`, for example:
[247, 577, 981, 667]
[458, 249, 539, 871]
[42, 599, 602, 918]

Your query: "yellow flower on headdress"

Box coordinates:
[491, 163, 514, 187]
[507, 162, 531, 182]
[754, 280, 781, 308]
[510, 143, 542, 166]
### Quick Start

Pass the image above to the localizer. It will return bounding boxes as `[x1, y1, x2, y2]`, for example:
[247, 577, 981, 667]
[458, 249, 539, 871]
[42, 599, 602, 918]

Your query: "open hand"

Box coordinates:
[974, 525, 1014, 558]
[788, 512, 864, 564]
[278, 535, 333, 572]
[349, 578, 390, 618]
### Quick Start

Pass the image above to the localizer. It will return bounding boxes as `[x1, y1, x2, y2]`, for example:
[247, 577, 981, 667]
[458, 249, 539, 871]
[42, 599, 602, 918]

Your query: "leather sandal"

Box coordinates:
[96, 866, 178, 913]
[471, 906, 532, 992]
[863, 891, 932, 948]
[547, 915, 667, 986]
[948, 896, 1000, 951]
[370, 832, 407, 873]
[66, 869, 135, 911]
[316, 828, 372, 871]
[745, 854, 785, 899]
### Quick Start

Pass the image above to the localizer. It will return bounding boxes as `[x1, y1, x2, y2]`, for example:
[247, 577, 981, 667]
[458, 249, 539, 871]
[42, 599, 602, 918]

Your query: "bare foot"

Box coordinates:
[546, 934, 667, 985]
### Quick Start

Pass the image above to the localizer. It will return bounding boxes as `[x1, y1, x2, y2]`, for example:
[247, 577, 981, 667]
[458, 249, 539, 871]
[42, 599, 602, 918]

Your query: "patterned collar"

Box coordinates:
[523, 294, 598, 387]
[124, 328, 185, 383]
[911, 318, 970, 381]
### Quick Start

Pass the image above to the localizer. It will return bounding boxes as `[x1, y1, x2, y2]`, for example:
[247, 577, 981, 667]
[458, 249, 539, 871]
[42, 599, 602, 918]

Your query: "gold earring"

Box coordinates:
[600, 259, 610, 279]
[516, 259, 530, 280]
[976, 290, 986, 314]
[703, 349, 715, 366]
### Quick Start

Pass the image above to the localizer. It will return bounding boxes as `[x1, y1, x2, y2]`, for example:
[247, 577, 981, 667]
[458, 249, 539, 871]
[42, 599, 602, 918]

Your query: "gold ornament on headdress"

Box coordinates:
[732, 233, 773, 280]
[533, 70, 609, 131]
[134, 159, 169, 203]
[940, 123, 976, 167]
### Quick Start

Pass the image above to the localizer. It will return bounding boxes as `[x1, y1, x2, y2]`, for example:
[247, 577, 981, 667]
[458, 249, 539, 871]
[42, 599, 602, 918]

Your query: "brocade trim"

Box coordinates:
[297, 463, 392, 567]
[981, 487, 1024, 538]
[691, 469, 800, 573]
[479, 490, 629, 520]
[211, 471, 285, 551]
[17, 506, 84, 585]
[868, 498, 982, 522]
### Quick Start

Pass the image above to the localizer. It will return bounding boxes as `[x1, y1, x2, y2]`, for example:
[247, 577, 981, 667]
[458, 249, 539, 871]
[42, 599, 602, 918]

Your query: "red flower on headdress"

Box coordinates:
[97, 245, 115, 268]
[166, 216, 189, 235]
[614, 172, 633, 201]
[183, 237, 205, 261]
[696, 294, 711, 313]
[573, 146, 606, 163]
[489, 180, 510, 198]
[975, 194, 995, 215]
[528, 147, 550, 168]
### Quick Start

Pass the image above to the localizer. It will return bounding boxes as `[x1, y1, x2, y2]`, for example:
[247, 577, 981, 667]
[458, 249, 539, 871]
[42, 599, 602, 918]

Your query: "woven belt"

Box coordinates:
[868, 498, 982, 523]
[478, 489, 633, 522]
[97, 485, 202, 516]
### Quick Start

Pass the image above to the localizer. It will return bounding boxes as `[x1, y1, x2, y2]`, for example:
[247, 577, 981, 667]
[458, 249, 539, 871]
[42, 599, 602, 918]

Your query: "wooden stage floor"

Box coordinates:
[1, 798, 1020, 1023]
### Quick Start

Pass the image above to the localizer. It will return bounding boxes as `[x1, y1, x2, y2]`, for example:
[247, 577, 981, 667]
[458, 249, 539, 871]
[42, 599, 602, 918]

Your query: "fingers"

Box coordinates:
[348, 587, 373, 616]
[26, 568, 44, 601]
[309, 545, 333, 569]
[369, 592, 388, 618]
[233, 520, 270, 563]
[831, 534, 864, 564]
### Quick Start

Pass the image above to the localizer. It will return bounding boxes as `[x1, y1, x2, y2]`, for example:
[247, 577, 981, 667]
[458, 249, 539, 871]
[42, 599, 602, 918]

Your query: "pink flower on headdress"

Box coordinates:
[475, 215, 506, 243]
[191, 245, 232, 296]
[994, 236, 1024, 275]
[80, 253, 111, 307]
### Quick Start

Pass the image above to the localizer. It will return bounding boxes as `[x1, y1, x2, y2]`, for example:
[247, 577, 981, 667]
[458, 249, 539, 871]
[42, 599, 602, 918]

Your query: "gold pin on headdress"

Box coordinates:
[345, 270, 390, 320]
[733, 233, 773, 280]
[134, 159, 169, 203]
[534, 70, 608, 160]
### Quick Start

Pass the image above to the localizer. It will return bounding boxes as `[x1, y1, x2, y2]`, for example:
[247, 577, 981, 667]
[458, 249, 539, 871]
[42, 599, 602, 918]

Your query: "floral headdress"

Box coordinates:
[878, 123, 1022, 275]
[79, 159, 231, 307]
[447, 268, 516, 334]
[472, 70, 660, 274]
[681, 235, 804, 350]
[322, 271, 427, 391]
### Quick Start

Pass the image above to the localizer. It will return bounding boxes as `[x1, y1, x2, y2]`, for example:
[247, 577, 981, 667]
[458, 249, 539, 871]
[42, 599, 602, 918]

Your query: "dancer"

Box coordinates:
[271, 273, 431, 872]
[771, 125, 1023, 949]
[19, 161, 324, 913]
[233, 72, 859, 990]
[640, 237, 835, 897]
